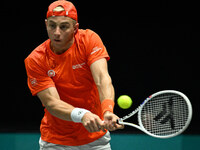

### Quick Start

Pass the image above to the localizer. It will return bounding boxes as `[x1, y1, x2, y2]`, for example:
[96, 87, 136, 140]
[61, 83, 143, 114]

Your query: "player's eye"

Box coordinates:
[49, 24, 56, 30]
[60, 24, 69, 31]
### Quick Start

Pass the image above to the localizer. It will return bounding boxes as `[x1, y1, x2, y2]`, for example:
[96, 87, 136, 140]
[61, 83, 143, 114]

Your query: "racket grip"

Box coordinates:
[117, 118, 123, 124]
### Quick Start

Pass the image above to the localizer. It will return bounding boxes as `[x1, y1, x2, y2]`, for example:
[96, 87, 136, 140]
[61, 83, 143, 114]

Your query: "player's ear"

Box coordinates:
[74, 23, 79, 34]
[45, 19, 48, 28]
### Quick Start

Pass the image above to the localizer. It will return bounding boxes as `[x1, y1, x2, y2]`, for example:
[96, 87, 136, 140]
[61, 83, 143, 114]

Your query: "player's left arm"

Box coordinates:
[90, 58, 124, 131]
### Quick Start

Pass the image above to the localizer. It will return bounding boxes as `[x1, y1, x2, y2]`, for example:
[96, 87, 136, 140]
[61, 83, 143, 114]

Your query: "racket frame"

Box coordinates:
[118, 90, 193, 138]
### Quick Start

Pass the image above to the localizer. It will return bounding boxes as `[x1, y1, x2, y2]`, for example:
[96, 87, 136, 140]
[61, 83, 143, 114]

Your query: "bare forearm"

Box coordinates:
[45, 97, 74, 121]
[96, 75, 115, 102]
[37, 89, 75, 121]
[90, 59, 115, 103]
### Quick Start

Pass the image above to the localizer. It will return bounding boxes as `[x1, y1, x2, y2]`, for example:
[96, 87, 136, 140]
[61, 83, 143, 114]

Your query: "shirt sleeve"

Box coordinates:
[24, 57, 55, 96]
[85, 30, 110, 66]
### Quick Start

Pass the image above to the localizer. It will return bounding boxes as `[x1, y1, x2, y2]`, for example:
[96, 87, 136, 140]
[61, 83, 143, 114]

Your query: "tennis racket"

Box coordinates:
[117, 90, 192, 138]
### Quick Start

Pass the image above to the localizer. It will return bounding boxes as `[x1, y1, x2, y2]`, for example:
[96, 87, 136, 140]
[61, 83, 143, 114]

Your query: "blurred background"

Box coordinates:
[1, 0, 199, 149]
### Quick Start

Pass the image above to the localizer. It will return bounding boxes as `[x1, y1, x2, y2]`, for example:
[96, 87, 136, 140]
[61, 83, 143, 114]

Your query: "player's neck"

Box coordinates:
[51, 38, 74, 55]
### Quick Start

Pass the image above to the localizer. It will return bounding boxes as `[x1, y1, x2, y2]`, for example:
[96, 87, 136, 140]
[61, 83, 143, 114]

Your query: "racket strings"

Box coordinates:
[140, 93, 189, 136]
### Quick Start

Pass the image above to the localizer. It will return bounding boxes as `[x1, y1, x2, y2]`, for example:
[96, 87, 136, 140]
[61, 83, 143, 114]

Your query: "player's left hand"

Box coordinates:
[103, 111, 124, 131]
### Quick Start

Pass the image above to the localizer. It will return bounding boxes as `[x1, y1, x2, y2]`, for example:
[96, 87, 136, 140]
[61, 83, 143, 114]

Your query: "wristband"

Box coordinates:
[101, 99, 115, 115]
[71, 108, 90, 123]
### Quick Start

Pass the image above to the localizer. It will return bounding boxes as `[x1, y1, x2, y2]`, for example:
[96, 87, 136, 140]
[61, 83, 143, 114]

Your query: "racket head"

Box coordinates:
[138, 90, 192, 138]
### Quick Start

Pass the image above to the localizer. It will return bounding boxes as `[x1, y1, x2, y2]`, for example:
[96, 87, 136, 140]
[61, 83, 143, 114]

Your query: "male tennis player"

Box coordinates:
[25, 0, 123, 149]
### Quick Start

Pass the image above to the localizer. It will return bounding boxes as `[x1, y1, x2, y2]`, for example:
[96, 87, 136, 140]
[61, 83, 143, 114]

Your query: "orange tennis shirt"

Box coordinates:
[24, 29, 110, 146]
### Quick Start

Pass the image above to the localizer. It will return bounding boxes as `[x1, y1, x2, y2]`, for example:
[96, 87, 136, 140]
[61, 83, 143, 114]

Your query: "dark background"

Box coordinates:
[1, 0, 199, 134]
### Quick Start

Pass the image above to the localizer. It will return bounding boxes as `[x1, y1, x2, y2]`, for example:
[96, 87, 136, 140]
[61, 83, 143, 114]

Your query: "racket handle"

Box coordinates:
[117, 118, 123, 124]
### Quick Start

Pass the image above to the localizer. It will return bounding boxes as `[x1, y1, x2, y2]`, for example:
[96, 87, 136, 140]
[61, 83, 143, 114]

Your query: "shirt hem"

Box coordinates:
[41, 131, 107, 146]
[88, 55, 110, 67]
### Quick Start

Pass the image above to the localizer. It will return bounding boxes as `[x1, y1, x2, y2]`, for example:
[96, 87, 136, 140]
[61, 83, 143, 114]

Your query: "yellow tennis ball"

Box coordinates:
[117, 95, 132, 109]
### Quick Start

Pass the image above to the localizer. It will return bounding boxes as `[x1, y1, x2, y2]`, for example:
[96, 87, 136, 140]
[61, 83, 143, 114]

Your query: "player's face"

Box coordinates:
[46, 16, 77, 53]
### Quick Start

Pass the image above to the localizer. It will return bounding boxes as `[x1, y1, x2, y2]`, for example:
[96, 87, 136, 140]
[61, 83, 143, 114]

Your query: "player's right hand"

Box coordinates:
[81, 112, 105, 133]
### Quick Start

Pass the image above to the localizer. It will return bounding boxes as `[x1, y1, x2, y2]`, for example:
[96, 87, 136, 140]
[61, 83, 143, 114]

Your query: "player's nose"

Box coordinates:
[54, 26, 61, 36]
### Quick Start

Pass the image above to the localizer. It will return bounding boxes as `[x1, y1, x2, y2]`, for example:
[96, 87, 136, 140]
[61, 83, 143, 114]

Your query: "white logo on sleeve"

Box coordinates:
[90, 46, 102, 55]
[30, 78, 37, 86]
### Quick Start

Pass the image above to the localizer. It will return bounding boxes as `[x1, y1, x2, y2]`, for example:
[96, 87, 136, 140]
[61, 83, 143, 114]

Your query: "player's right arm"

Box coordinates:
[25, 56, 103, 132]
[37, 87, 75, 121]
[37, 87, 104, 132]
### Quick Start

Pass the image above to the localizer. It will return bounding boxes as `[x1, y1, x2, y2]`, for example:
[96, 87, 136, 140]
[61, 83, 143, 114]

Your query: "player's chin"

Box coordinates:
[52, 41, 63, 47]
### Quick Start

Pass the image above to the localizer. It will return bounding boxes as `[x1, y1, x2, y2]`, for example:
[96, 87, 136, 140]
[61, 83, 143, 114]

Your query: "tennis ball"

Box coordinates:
[117, 95, 132, 109]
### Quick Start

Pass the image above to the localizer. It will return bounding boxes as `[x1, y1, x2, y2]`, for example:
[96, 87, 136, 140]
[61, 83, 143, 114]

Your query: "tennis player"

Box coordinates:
[25, 0, 123, 149]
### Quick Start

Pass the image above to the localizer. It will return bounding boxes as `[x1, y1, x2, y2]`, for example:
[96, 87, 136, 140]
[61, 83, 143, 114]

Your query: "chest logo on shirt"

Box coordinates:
[47, 70, 56, 77]
[72, 62, 86, 70]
